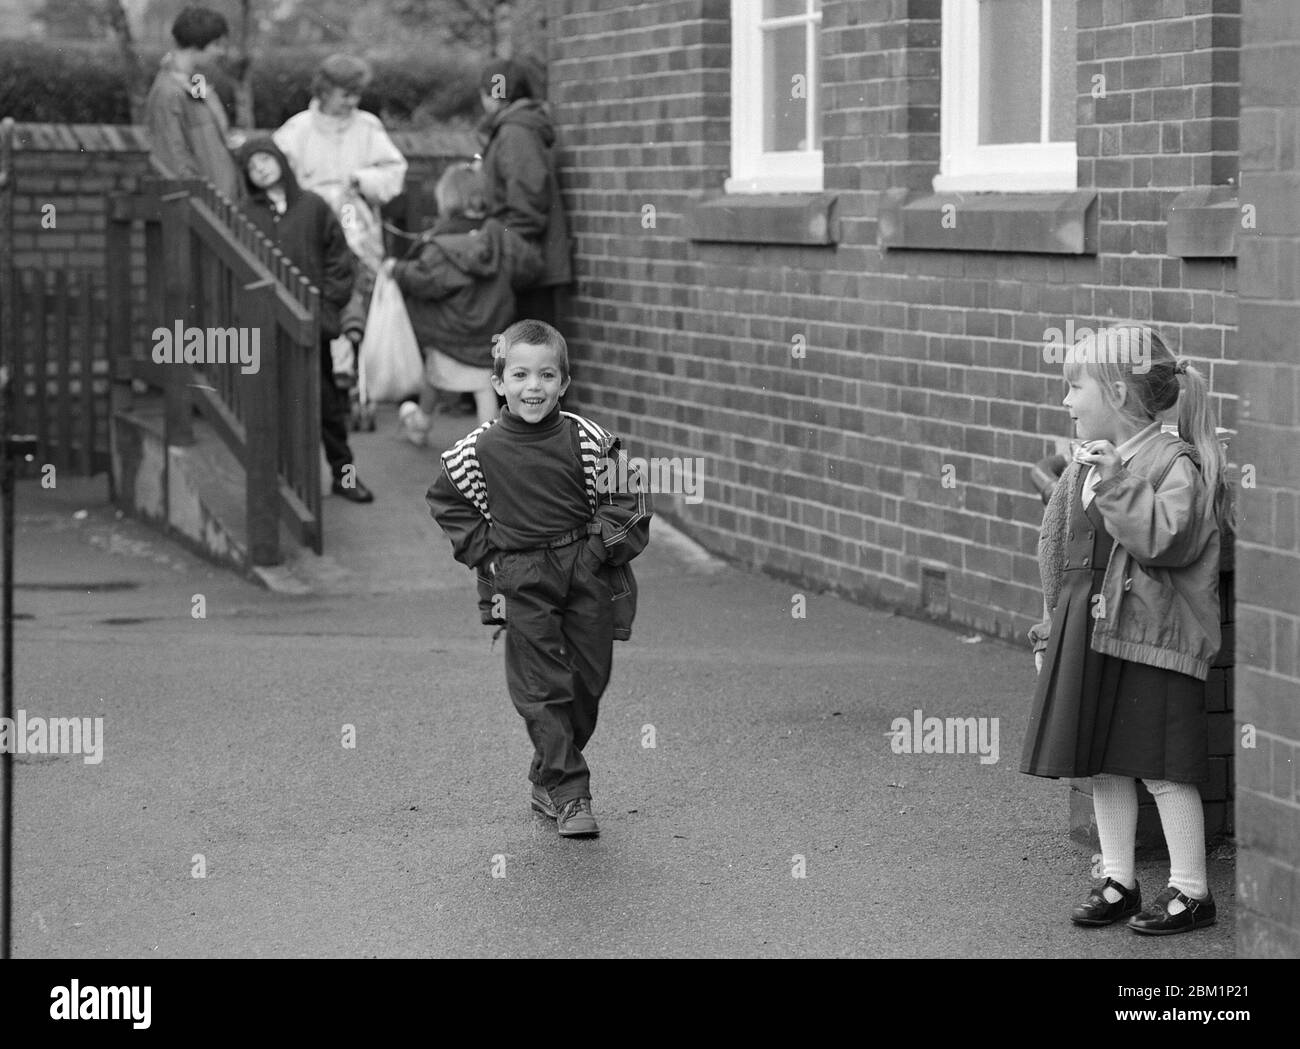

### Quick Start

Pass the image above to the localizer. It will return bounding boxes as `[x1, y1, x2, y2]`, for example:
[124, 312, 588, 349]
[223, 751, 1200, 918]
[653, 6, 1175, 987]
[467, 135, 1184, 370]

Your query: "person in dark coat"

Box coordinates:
[386, 163, 541, 439]
[476, 59, 573, 327]
[144, 6, 241, 198]
[235, 136, 374, 503]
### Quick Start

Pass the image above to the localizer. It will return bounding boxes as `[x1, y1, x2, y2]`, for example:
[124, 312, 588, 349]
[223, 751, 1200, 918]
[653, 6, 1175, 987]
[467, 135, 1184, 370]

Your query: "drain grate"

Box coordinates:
[921, 565, 950, 617]
[16, 582, 141, 592]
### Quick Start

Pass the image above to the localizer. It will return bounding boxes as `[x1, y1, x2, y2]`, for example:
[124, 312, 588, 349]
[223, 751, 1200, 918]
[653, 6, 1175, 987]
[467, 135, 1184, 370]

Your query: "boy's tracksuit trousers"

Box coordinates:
[493, 532, 613, 807]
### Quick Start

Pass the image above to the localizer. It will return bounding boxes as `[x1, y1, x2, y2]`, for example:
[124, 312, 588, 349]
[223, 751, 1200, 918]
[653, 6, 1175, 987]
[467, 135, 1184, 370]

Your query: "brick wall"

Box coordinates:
[552, 0, 1238, 641]
[1234, 0, 1300, 957]
[548, 0, 1242, 841]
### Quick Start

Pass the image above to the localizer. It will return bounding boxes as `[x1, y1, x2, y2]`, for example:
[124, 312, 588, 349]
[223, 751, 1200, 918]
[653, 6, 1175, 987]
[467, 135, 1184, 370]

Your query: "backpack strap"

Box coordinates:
[1149, 439, 1197, 493]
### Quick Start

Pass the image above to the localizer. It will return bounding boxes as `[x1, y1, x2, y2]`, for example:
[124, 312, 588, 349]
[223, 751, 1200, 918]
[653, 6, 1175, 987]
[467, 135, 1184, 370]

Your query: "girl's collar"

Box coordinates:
[1115, 421, 1162, 463]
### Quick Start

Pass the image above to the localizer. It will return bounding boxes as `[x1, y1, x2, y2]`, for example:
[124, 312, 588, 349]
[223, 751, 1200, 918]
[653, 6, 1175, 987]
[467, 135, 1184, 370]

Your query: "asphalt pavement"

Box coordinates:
[3, 404, 1235, 958]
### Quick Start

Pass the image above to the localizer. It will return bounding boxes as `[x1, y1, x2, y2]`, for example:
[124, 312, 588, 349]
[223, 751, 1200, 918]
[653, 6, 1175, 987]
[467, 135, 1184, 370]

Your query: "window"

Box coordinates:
[936, 0, 1077, 192]
[729, 0, 823, 194]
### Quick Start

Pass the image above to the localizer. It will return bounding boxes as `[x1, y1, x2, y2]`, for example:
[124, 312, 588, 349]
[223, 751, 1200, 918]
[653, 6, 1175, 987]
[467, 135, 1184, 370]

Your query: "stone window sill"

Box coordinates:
[878, 189, 1099, 255]
[686, 193, 838, 246]
[1167, 187, 1239, 259]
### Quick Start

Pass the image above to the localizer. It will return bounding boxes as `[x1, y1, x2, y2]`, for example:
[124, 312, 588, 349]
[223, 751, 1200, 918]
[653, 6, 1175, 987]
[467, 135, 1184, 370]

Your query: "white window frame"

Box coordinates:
[728, 0, 823, 194]
[935, 0, 1077, 193]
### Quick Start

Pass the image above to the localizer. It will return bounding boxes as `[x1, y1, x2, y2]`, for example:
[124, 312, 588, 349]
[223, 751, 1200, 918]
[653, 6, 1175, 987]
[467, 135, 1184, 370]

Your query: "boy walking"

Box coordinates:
[427, 321, 651, 836]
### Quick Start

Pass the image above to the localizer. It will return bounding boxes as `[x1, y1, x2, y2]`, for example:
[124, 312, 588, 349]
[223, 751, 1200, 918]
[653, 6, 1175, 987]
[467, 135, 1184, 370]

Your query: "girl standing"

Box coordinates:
[1022, 325, 1232, 936]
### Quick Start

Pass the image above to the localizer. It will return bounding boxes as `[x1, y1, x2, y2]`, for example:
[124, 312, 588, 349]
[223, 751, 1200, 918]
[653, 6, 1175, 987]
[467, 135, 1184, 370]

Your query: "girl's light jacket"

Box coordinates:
[1030, 432, 1222, 681]
[273, 100, 407, 214]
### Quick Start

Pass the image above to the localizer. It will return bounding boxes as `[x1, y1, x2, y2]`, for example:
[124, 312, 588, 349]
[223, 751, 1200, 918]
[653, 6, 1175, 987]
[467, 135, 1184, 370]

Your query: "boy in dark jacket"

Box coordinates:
[387, 164, 540, 436]
[236, 137, 374, 503]
[426, 320, 651, 837]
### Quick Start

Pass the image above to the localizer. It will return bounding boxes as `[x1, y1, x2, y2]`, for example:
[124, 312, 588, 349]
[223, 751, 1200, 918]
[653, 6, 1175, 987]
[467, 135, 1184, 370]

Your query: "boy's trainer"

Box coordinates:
[530, 783, 559, 820]
[556, 798, 598, 838]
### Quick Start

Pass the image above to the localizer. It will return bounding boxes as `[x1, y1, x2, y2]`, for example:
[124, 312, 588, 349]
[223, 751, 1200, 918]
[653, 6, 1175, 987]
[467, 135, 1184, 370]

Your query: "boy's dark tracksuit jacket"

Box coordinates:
[429, 407, 649, 803]
[389, 213, 541, 368]
[426, 408, 651, 640]
[234, 137, 354, 339]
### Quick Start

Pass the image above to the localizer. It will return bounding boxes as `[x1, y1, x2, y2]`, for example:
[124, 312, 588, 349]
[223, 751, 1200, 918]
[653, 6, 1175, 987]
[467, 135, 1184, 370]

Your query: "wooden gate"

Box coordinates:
[6, 269, 110, 478]
[1, 117, 111, 479]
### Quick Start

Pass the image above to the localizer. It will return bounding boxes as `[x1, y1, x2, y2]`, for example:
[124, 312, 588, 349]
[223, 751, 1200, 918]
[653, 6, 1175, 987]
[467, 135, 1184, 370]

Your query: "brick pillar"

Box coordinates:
[1233, 0, 1300, 957]
[1067, 0, 1241, 853]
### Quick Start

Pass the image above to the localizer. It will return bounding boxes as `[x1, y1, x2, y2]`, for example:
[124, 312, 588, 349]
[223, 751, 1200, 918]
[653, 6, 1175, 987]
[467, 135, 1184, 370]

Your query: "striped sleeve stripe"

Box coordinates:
[440, 421, 496, 521]
[563, 411, 614, 514]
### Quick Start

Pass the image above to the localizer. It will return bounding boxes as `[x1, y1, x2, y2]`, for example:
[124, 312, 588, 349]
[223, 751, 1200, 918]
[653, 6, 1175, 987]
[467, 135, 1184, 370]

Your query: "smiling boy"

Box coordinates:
[426, 320, 651, 837]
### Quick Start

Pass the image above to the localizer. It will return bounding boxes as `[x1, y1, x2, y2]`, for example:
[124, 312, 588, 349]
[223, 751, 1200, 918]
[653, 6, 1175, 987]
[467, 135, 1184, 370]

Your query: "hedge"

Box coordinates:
[0, 40, 485, 129]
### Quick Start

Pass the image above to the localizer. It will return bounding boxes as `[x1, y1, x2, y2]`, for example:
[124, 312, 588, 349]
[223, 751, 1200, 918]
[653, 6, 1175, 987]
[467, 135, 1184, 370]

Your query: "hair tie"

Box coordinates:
[1174, 358, 1189, 375]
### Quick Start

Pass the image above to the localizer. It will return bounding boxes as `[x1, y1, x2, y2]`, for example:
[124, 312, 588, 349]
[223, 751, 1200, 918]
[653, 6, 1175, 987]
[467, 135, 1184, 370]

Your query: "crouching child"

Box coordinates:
[388, 163, 541, 441]
[426, 320, 651, 837]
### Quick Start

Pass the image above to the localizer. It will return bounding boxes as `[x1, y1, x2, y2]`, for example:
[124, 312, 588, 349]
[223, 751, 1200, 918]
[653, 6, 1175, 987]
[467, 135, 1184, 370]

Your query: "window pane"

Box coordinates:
[1048, 0, 1076, 142]
[764, 0, 807, 17]
[979, 0, 1042, 144]
[763, 25, 808, 152]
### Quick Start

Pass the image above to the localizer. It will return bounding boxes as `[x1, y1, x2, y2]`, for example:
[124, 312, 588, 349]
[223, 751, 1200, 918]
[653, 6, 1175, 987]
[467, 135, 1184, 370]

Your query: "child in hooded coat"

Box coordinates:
[235, 136, 374, 502]
[386, 164, 541, 435]
[476, 60, 572, 326]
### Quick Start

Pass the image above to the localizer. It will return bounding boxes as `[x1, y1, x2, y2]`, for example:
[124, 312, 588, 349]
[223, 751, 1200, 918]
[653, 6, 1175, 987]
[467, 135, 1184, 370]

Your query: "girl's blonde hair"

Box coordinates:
[435, 164, 488, 220]
[1063, 324, 1233, 532]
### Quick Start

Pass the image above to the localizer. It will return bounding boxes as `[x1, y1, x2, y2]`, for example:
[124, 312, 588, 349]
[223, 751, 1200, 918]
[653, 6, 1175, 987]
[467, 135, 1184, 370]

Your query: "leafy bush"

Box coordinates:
[0, 40, 139, 123]
[0, 40, 483, 129]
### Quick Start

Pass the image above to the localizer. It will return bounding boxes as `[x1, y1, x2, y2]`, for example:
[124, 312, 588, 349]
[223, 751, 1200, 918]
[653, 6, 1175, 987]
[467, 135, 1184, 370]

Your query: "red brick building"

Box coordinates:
[1234, 0, 1300, 958]
[545, 0, 1297, 955]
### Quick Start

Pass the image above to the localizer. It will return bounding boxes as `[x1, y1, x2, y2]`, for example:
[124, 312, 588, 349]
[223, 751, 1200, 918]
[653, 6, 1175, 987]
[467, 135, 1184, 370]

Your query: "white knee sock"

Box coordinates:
[1145, 779, 1208, 910]
[1091, 774, 1138, 900]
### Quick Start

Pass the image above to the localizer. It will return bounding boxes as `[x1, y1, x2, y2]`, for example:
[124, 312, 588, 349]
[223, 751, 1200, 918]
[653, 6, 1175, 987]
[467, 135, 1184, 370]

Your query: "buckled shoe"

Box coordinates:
[1071, 877, 1142, 926]
[1128, 886, 1217, 936]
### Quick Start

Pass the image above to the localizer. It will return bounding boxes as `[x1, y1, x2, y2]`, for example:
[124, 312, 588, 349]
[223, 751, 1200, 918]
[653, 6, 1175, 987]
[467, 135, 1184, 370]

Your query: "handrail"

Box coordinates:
[183, 193, 315, 339]
[109, 173, 323, 563]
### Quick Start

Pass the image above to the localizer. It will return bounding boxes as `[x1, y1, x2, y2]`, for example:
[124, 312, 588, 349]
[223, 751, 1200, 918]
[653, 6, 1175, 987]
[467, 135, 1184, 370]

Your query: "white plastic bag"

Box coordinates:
[338, 188, 385, 275]
[358, 269, 423, 403]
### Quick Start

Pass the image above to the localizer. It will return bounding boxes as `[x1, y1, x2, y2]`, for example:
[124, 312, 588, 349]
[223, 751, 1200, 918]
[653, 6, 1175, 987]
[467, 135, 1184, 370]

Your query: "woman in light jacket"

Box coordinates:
[274, 53, 407, 276]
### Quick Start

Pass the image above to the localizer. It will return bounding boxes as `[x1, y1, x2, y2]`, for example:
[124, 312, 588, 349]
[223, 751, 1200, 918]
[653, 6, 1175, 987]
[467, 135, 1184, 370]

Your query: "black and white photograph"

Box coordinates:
[0, 0, 1295, 1017]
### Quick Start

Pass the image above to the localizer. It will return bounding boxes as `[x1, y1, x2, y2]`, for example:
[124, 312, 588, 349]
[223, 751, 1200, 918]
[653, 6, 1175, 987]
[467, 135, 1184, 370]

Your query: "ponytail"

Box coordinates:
[1175, 361, 1234, 534]
[1065, 324, 1235, 534]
